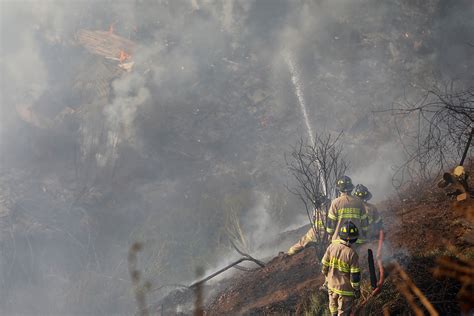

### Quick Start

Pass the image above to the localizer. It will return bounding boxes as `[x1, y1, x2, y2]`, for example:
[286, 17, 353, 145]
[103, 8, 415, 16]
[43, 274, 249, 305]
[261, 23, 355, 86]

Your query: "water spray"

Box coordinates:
[284, 52, 316, 147]
[284, 51, 327, 196]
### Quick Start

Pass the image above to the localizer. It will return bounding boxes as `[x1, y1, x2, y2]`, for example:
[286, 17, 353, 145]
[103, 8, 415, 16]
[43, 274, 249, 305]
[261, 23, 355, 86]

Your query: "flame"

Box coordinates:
[119, 50, 131, 63]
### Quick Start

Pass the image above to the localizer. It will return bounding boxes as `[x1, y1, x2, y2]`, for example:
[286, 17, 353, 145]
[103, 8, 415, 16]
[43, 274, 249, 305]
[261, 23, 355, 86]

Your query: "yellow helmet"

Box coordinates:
[453, 166, 465, 178]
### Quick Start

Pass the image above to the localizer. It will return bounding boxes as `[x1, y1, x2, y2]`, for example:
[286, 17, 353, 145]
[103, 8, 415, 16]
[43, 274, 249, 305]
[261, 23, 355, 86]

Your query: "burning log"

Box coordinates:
[76, 29, 134, 63]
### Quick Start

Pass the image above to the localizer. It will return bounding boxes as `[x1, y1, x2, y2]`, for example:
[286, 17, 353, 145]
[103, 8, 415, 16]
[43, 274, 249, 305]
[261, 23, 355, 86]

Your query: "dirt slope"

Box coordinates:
[205, 179, 474, 315]
[383, 183, 473, 254]
[155, 247, 323, 315]
[156, 169, 473, 315]
[206, 248, 323, 315]
[364, 173, 474, 315]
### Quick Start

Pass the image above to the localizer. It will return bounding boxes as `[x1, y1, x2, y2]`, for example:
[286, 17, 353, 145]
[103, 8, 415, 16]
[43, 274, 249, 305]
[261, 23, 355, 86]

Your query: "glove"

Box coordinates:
[354, 289, 361, 299]
[319, 281, 328, 293]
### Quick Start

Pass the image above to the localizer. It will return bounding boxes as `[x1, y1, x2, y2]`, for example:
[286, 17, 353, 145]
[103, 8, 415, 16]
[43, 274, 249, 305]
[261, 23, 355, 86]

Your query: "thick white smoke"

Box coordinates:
[0, 0, 473, 314]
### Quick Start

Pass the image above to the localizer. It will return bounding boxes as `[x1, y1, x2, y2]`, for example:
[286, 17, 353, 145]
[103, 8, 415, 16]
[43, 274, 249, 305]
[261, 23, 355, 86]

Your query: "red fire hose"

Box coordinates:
[375, 230, 385, 292]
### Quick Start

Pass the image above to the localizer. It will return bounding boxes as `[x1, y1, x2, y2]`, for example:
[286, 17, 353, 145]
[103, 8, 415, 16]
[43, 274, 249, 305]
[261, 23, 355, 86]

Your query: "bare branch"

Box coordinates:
[286, 133, 347, 258]
[387, 83, 473, 187]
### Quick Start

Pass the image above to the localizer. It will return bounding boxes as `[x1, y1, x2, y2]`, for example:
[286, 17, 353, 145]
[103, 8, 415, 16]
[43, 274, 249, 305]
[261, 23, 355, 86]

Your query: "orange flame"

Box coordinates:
[119, 50, 131, 63]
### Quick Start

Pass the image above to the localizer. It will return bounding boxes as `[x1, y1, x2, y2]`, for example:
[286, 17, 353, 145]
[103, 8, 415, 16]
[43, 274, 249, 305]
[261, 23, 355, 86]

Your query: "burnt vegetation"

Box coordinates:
[0, 0, 473, 315]
[390, 84, 474, 185]
[285, 134, 348, 258]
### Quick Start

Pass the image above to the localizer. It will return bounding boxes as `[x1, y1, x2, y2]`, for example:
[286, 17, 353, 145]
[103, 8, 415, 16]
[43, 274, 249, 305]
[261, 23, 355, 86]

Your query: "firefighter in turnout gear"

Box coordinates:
[322, 221, 361, 316]
[287, 196, 331, 255]
[353, 184, 383, 240]
[437, 165, 471, 201]
[287, 218, 325, 255]
[326, 176, 368, 244]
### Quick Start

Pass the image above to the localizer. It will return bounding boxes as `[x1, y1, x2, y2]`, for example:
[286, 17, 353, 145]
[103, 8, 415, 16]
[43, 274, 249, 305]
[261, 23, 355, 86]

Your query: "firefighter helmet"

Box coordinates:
[336, 176, 354, 192]
[453, 166, 466, 179]
[339, 221, 359, 243]
[354, 184, 373, 201]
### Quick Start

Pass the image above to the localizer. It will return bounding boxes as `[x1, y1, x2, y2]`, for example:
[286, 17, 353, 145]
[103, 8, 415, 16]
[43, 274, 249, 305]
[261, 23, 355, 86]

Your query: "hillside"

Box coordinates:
[1, 1, 473, 314]
[155, 170, 474, 315]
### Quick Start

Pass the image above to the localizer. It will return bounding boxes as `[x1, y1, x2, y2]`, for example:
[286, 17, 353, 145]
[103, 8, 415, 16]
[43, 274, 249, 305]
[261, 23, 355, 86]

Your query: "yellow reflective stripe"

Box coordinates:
[327, 227, 335, 233]
[350, 267, 360, 273]
[336, 208, 365, 219]
[337, 207, 361, 215]
[325, 257, 351, 273]
[328, 286, 355, 296]
[314, 220, 326, 231]
[332, 238, 366, 244]
[328, 212, 337, 220]
[368, 217, 380, 224]
[322, 260, 330, 267]
[351, 282, 360, 288]
[329, 304, 338, 313]
[340, 214, 362, 219]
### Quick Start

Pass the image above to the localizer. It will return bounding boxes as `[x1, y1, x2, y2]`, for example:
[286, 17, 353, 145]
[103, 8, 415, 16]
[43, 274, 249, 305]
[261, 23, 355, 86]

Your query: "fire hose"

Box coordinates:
[351, 229, 385, 315]
[189, 256, 265, 289]
[189, 240, 265, 288]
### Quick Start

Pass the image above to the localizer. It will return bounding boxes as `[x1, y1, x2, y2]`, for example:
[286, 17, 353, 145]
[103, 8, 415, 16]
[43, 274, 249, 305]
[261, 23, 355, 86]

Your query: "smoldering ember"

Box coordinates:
[0, 1, 473, 315]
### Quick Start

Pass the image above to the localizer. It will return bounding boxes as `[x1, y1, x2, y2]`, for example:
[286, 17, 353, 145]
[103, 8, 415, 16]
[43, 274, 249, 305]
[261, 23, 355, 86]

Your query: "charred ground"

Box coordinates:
[156, 163, 474, 315]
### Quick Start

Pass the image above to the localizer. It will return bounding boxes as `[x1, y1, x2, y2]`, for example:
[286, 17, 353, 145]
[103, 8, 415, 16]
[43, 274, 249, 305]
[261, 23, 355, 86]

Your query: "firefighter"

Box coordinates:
[286, 217, 324, 255]
[287, 196, 330, 255]
[353, 184, 383, 240]
[326, 176, 368, 245]
[321, 221, 361, 316]
[437, 165, 470, 201]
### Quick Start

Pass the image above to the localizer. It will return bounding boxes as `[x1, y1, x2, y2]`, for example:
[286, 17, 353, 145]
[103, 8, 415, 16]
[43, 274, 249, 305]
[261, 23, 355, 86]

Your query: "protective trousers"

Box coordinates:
[328, 290, 354, 316]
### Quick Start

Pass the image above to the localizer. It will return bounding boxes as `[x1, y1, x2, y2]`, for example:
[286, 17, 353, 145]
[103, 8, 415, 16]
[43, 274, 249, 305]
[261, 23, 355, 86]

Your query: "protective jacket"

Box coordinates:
[287, 219, 325, 255]
[364, 202, 383, 239]
[321, 240, 360, 296]
[326, 193, 368, 244]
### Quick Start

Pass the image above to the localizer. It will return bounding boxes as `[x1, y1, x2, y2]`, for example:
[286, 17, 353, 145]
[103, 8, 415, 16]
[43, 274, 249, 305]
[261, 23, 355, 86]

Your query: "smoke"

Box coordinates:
[243, 191, 278, 249]
[0, 0, 473, 314]
[100, 72, 150, 166]
[351, 142, 404, 202]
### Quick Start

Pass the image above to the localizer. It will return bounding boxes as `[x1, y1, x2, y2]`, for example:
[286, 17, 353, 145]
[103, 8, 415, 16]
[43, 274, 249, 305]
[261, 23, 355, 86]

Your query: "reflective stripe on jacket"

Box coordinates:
[326, 193, 368, 244]
[321, 241, 360, 296]
[364, 202, 383, 239]
[287, 219, 326, 255]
